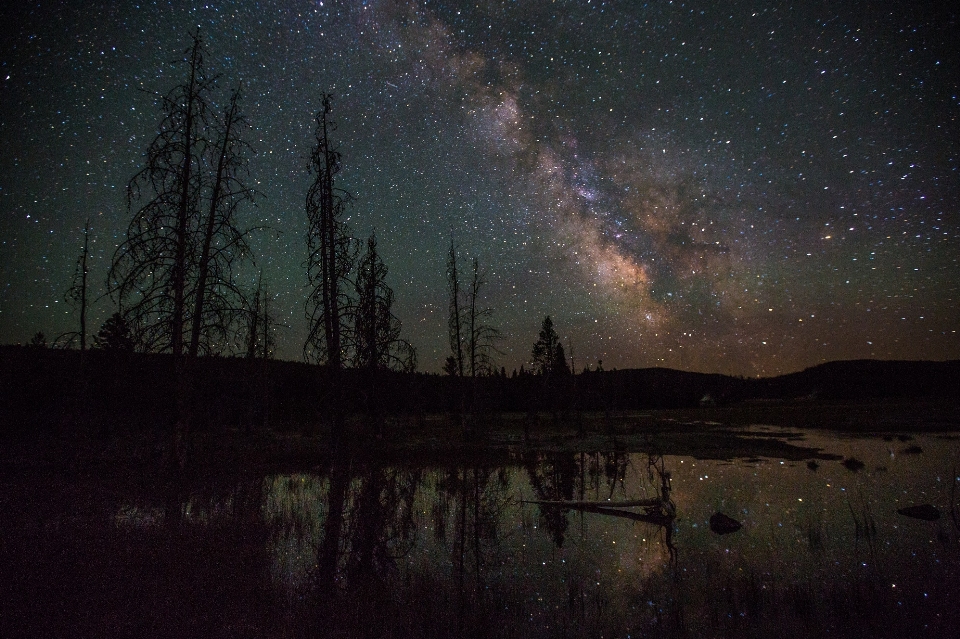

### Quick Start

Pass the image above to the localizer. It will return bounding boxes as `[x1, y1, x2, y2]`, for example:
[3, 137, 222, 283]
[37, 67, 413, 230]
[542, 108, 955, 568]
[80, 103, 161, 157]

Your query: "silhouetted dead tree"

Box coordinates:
[351, 234, 416, 433]
[108, 32, 255, 357]
[245, 270, 277, 360]
[466, 257, 501, 420]
[53, 219, 95, 429]
[59, 219, 91, 351]
[446, 240, 465, 378]
[187, 82, 257, 358]
[351, 234, 415, 372]
[304, 94, 355, 368]
[109, 32, 212, 355]
[466, 257, 501, 378]
[244, 271, 278, 432]
[246, 275, 263, 361]
[446, 245, 500, 423]
[445, 240, 467, 421]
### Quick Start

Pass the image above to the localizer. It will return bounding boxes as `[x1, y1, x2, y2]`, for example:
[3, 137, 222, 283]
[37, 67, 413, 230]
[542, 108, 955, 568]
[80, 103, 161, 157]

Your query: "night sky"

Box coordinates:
[1, 1, 957, 376]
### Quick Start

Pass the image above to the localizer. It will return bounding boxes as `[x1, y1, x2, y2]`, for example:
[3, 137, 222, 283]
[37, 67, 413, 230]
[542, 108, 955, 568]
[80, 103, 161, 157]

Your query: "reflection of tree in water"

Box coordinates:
[430, 464, 513, 637]
[141, 454, 685, 636]
[645, 454, 676, 561]
[523, 450, 633, 548]
[524, 451, 676, 558]
[314, 462, 423, 594]
[305, 461, 425, 635]
[260, 464, 516, 635]
[262, 473, 329, 591]
[585, 450, 630, 500]
[260, 460, 425, 627]
[522, 451, 579, 547]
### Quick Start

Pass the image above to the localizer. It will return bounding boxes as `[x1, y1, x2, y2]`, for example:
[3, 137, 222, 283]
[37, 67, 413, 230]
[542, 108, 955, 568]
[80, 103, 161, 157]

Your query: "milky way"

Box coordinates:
[1, 1, 957, 375]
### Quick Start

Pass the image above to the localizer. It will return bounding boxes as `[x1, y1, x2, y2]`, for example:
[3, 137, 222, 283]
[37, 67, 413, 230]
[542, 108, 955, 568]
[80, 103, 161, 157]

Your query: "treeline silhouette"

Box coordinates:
[3, 345, 958, 441]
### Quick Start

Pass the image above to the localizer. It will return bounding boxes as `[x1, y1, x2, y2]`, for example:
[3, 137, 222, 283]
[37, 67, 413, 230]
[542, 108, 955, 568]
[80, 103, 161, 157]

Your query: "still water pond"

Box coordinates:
[8, 428, 960, 638]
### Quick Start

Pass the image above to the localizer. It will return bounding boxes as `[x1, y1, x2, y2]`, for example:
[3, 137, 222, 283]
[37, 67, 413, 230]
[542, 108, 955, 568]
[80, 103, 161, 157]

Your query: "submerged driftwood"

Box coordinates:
[522, 499, 674, 527]
[897, 504, 941, 521]
[521, 498, 663, 509]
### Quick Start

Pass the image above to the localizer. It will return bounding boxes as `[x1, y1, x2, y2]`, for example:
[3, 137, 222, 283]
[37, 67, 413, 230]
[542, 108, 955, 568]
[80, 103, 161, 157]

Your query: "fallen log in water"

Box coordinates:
[521, 499, 674, 527]
[520, 498, 663, 509]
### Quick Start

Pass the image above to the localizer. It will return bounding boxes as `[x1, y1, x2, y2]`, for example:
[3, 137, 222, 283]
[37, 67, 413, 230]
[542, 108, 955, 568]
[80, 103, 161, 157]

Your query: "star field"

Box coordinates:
[1, 1, 957, 376]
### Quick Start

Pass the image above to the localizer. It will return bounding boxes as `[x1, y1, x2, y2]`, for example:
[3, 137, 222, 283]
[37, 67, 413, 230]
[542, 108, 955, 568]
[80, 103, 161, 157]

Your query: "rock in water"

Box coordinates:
[897, 504, 940, 521]
[842, 457, 865, 472]
[710, 512, 742, 535]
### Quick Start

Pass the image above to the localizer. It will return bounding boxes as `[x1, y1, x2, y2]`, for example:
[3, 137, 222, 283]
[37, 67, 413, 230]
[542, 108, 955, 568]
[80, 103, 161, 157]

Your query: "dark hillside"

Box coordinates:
[752, 359, 960, 400]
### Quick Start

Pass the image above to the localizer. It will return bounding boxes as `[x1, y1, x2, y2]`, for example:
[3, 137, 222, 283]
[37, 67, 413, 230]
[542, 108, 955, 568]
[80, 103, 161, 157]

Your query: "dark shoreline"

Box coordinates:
[2, 343, 959, 477]
[3, 399, 958, 482]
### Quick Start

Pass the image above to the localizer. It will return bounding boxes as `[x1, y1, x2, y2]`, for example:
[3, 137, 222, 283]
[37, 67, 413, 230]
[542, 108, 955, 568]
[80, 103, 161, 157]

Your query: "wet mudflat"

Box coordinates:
[2, 423, 959, 638]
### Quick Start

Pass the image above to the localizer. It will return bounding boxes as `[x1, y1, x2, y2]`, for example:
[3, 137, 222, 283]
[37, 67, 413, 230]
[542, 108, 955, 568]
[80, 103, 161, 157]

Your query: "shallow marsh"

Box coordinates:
[2, 420, 959, 638]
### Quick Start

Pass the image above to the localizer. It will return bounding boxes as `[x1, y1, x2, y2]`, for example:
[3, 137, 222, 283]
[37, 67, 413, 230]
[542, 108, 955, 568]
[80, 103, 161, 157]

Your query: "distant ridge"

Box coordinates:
[753, 359, 960, 401]
[563, 359, 960, 408]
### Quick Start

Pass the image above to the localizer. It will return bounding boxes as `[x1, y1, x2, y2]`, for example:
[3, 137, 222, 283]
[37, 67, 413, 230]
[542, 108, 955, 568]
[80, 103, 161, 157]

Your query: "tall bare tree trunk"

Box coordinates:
[468, 258, 480, 415]
[448, 241, 465, 377]
[171, 35, 202, 471]
[171, 35, 201, 362]
[190, 87, 240, 358]
[447, 241, 466, 426]
[79, 220, 89, 353]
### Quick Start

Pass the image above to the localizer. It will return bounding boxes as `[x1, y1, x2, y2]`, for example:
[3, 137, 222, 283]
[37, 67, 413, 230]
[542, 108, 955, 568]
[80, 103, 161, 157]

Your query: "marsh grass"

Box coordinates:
[847, 498, 878, 544]
[804, 514, 825, 553]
